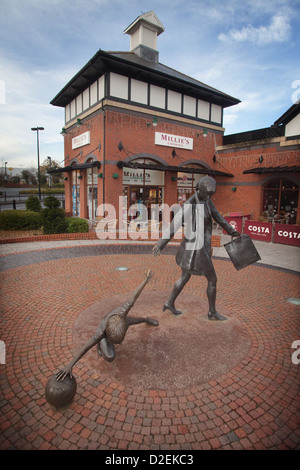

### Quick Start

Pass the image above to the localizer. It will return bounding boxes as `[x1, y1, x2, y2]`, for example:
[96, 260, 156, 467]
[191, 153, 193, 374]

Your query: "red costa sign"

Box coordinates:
[273, 224, 300, 247]
[244, 220, 273, 242]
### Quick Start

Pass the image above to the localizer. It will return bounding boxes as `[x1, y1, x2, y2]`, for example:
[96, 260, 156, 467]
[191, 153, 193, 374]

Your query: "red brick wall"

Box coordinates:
[63, 106, 299, 223]
[63, 107, 222, 220]
[214, 145, 300, 221]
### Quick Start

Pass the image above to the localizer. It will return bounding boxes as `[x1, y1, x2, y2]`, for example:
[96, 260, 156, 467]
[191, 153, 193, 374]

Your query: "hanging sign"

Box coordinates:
[273, 224, 300, 247]
[72, 131, 90, 149]
[155, 132, 193, 150]
[244, 220, 272, 242]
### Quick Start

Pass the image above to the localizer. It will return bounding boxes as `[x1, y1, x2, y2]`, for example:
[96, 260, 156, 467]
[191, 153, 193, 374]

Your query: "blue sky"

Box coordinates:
[0, 0, 299, 170]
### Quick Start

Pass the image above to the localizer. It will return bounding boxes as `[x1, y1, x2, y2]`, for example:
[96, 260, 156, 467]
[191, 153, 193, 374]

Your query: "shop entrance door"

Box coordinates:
[128, 187, 162, 221]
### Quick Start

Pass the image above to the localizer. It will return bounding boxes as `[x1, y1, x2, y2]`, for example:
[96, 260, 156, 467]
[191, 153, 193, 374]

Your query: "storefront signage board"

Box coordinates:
[273, 224, 300, 247]
[244, 220, 272, 242]
[155, 132, 193, 150]
[123, 168, 164, 186]
[223, 215, 251, 235]
[72, 131, 90, 150]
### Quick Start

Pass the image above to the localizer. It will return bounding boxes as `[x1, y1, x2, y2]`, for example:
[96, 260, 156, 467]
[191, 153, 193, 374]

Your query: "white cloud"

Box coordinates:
[219, 13, 291, 45]
[0, 55, 66, 168]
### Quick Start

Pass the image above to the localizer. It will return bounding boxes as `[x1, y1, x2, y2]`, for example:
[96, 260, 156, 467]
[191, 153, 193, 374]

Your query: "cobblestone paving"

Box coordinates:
[0, 244, 299, 450]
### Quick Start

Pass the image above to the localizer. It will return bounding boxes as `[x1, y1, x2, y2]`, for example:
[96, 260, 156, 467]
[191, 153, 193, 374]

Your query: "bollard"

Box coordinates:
[13, 199, 16, 210]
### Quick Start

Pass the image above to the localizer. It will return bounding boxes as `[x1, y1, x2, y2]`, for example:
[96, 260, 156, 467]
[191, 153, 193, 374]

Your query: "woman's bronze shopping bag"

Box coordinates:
[224, 234, 261, 271]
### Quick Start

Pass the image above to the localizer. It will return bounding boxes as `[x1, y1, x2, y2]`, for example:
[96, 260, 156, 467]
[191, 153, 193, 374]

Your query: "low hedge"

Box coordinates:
[67, 217, 89, 233]
[0, 210, 90, 234]
[0, 210, 42, 230]
[20, 188, 65, 195]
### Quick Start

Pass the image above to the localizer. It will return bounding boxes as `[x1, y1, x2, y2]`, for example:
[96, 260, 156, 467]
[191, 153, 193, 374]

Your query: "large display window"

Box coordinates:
[87, 166, 98, 220]
[262, 178, 299, 224]
[72, 170, 80, 216]
[122, 159, 164, 221]
[177, 165, 207, 204]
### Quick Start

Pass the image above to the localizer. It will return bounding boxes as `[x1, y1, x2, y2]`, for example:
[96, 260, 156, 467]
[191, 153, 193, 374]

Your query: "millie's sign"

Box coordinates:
[72, 131, 90, 150]
[155, 132, 193, 150]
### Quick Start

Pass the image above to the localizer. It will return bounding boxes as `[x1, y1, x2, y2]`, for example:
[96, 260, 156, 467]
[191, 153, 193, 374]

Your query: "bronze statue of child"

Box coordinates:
[57, 269, 158, 381]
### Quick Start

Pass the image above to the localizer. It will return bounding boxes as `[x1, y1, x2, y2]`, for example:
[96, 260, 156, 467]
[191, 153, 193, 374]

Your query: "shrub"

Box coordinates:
[41, 195, 68, 234]
[67, 217, 89, 233]
[0, 210, 42, 230]
[26, 194, 41, 212]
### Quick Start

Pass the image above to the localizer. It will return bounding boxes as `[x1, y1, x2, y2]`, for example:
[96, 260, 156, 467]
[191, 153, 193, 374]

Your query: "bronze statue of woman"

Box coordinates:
[153, 176, 240, 321]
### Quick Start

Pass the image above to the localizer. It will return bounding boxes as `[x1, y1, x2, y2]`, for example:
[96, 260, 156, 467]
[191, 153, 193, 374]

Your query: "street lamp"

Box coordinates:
[47, 156, 52, 187]
[31, 126, 44, 200]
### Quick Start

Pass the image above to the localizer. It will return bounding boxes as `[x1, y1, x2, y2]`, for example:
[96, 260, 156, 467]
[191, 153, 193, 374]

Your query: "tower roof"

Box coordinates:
[123, 10, 165, 36]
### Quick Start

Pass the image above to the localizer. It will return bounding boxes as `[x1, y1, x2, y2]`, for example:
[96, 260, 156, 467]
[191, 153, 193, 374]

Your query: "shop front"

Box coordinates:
[72, 169, 80, 217]
[177, 165, 209, 204]
[122, 159, 164, 223]
[87, 165, 98, 220]
[262, 177, 299, 224]
[118, 158, 234, 226]
[48, 160, 101, 220]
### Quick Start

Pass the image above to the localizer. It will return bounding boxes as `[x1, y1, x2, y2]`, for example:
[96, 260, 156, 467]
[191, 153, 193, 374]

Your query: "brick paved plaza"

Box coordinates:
[0, 243, 299, 450]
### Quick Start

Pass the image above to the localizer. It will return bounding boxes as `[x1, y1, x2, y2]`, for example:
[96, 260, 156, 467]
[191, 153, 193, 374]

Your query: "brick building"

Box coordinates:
[50, 11, 300, 229]
[214, 103, 300, 224]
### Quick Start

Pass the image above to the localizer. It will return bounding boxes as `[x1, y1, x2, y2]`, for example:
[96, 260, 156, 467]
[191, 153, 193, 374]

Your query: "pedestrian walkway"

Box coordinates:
[0, 230, 299, 273]
[0, 233, 299, 450]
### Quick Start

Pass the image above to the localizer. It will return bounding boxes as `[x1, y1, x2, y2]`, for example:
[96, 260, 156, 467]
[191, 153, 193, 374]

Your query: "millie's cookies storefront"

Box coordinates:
[50, 11, 300, 236]
[49, 11, 238, 225]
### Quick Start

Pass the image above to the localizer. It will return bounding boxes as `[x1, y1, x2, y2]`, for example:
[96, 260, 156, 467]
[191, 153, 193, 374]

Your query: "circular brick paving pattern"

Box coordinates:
[0, 244, 299, 450]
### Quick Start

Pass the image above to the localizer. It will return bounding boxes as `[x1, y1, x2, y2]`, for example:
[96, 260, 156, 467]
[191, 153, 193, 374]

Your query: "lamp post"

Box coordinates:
[31, 126, 44, 200]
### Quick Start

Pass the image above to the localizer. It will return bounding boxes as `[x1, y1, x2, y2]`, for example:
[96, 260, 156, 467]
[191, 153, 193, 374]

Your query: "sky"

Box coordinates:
[0, 0, 299, 171]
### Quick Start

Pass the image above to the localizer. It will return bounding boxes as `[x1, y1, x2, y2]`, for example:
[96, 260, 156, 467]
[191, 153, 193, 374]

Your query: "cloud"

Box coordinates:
[218, 13, 291, 45]
[0, 54, 66, 168]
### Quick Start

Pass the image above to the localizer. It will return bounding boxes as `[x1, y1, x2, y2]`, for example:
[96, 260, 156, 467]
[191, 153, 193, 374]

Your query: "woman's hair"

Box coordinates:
[106, 315, 128, 344]
[196, 176, 216, 198]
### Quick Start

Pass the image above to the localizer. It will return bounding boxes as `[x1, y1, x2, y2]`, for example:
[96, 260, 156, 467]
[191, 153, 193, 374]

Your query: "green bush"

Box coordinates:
[41, 195, 68, 234]
[0, 210, 42, 230]
[26, 194, 41, 212]
[67, 217, 89, 233]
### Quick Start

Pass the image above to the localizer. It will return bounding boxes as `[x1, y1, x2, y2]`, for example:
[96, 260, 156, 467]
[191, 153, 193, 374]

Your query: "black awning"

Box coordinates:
[243, 165, 300, 175]
[47, 161, 101, 174]
[117, 160, 233, 177]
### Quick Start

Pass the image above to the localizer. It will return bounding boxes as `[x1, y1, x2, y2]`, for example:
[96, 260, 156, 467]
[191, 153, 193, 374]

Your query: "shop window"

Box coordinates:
[262, 178, 299, 224]
[72, 169, 80, 216]
[87, 164, 98, 220]
[177, 164, 207, 204]
[122, 158, 164, 221]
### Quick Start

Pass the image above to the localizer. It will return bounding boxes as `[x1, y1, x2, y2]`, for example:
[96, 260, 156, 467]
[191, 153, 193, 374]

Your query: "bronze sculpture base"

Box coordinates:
[72, 291, 251, 390]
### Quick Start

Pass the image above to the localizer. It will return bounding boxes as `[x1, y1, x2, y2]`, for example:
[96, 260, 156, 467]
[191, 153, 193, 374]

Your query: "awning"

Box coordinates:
[47, 161, 101, 174]
[117, 160, 233, 177]
[243, 165, 300, 175]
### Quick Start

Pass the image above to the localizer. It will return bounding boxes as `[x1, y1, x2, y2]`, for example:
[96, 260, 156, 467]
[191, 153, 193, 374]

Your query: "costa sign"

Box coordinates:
[244, 220, 272, 242]
[273, 224, 300, 247]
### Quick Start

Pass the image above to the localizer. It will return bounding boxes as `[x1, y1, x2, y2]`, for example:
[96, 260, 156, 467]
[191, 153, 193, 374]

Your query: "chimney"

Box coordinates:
[124, 11, 165, 63]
